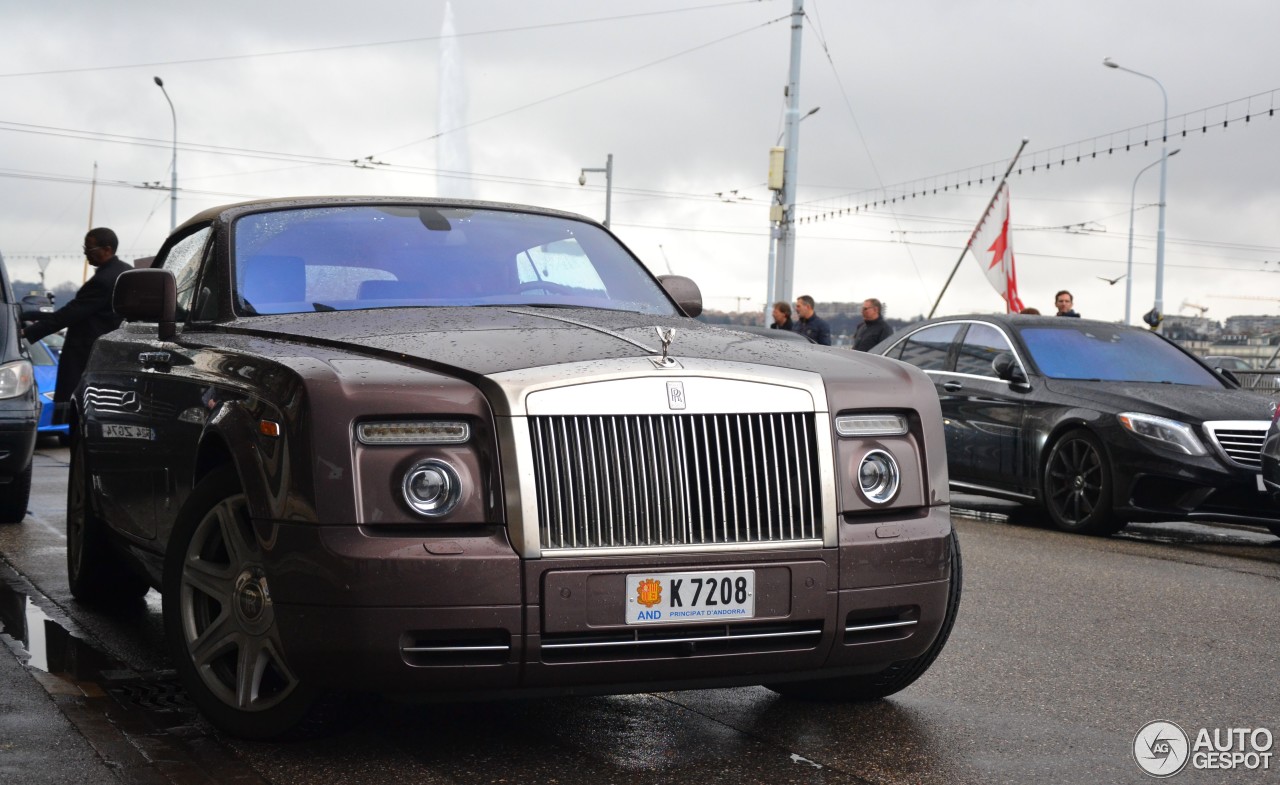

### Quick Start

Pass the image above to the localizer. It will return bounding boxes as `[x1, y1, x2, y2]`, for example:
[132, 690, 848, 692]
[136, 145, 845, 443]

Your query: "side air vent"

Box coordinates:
[400, 629, 511, 667]
[843, 607, 919, 645]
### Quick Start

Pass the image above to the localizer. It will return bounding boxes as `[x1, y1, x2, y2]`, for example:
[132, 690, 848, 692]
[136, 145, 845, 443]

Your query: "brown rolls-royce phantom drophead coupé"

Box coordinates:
[69, 197, 959, 738]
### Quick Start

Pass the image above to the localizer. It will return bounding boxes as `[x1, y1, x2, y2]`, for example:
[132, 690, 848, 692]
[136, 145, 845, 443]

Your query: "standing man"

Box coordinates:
[770, 301, 794, 331]
[1054, 290, 1080, 317]
[792, 295, 831, 345]
[23, 227, 131, 424]
[852, 298, 893, 351]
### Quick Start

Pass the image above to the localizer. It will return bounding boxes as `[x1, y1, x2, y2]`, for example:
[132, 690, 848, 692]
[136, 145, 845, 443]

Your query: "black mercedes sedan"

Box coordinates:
[871, 314, 1280, 537]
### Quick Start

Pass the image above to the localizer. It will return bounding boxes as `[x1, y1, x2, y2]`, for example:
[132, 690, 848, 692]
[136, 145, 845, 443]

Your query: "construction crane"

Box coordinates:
[1179, 299, 1209, 316]
[1209, 294, 1280, 303]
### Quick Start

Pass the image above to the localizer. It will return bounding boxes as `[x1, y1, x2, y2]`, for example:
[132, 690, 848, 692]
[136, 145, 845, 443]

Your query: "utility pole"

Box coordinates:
[766, 0, 805, 318]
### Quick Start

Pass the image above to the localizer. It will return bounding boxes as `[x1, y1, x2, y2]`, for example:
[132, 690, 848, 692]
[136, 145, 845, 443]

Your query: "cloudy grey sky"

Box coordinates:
[2, 0, 1278, 324]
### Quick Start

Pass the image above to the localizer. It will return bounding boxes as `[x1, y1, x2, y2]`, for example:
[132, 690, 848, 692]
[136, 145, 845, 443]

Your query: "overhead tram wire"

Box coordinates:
[0, 1, 779, 79]
[796, 86, 1280, 224]
[802, 2, 930, 309]
[369, 13, 791, 156]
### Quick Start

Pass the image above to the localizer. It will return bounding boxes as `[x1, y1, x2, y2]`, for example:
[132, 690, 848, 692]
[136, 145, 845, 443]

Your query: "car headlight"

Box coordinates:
[857, 449, 901, 504]
[0, 360, 33, 400]
[1117, 412, 1206, 456]
[835, 414, 908, 437]
[358, 420, 470, 445]
[402, 458, 462, 516]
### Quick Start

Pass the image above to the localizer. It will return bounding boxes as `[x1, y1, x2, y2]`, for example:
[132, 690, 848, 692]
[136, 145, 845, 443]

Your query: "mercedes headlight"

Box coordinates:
[1117, 412, 1206, 456]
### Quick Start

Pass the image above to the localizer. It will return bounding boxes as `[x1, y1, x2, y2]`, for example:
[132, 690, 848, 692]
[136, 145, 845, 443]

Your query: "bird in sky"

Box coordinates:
[1097, 274, 1127, 285]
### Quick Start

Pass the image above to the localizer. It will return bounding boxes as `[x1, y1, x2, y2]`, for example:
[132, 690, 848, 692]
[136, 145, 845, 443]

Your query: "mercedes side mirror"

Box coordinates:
[993, 352, 1029, 387]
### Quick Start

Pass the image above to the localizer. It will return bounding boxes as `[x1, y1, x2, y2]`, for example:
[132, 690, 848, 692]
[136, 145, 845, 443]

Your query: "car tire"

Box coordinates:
[0, 461, 31, 524]
[66, 442, 150, 602]
[163, 465, 323, 740]
[1041, 429, 1122, 536]
[766, 529, 962, 702]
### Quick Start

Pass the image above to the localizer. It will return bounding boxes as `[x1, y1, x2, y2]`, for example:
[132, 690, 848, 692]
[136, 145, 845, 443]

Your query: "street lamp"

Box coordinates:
[578, 153, 613, 228]
[153, 76, 177, 231]
[1104, 56, 1169, 330]
[1125, 149, 1179, 326]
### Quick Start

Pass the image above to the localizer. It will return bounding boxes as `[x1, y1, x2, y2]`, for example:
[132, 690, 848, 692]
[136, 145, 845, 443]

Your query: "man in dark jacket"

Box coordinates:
[23, 227, 130, 422]
[852, 298, 893, 351]
[792, 295, 831, 345]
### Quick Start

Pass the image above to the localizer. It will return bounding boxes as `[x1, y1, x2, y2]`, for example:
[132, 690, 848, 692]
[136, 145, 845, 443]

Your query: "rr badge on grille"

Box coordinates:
[666, 381, 686, 410]
[636, 578, 663, 608]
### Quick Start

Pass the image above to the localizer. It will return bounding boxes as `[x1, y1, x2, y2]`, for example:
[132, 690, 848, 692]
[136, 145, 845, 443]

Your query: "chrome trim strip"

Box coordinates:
[950, 480, 1037, 502]
[541, 539, 824, 558]
[845, 620, 918, 633]
[401, 645, 511, 653]
[541, 628, 823, 650]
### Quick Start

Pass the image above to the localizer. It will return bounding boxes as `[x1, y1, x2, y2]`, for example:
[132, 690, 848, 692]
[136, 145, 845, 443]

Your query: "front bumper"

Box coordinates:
[0, 412, 38, 478]
[258, 505, 954, 695]
[1107, 439, 1279, 525]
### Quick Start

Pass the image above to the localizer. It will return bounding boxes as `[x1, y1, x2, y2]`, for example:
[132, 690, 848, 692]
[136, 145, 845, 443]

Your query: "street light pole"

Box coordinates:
[578, 153, 613, 228]
[154, 76, 177, 231]
[1104, 57, 1169, 330]
[1125, 149, 1179, 326]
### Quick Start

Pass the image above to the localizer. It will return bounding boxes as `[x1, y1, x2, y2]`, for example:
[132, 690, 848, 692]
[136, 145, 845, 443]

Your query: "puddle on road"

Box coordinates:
[0, 573, 193, 719]
[0, 574, 122, 677]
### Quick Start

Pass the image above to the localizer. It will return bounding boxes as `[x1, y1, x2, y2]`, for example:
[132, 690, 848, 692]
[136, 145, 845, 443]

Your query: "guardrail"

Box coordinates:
[1234, 370, 1280, 391]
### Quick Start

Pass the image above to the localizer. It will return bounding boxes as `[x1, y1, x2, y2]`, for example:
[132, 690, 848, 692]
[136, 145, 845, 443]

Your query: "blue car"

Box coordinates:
[28, 332, 68, 442]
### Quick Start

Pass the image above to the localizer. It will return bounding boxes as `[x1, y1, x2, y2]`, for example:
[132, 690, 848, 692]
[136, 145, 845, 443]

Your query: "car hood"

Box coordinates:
[1041, 379, 1277, 423]
[223, 307, 878, 379]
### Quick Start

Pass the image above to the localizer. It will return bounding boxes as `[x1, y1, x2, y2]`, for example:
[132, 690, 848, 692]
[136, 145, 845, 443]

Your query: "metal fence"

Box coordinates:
[1234, 370, 1280, 392]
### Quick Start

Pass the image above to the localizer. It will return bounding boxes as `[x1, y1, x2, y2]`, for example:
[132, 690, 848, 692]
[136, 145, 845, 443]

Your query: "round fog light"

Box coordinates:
[402, 459, 461, 516]
[858, 449, 900, 504]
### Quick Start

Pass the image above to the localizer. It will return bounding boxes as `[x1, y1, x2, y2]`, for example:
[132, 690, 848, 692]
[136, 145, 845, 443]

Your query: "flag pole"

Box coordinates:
[927, 137, 1030, 318]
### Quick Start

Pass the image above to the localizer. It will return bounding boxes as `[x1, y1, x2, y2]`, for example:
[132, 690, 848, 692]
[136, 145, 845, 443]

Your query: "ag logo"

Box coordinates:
[635, 578, 663, 608]
[1134, 720, 1190, 777]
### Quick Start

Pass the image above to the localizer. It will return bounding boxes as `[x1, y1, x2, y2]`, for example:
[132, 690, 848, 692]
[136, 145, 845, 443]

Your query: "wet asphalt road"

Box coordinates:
[1, 441, 1278, 784]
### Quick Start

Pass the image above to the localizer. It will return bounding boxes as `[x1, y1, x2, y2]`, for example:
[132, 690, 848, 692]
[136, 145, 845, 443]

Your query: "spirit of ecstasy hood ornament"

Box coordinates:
[653, 326, 677, 368]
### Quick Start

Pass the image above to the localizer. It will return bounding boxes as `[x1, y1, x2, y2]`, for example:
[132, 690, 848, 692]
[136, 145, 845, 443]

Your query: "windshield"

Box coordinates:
[1019, 324, 1222, 385]
[231, 205, 677, 316]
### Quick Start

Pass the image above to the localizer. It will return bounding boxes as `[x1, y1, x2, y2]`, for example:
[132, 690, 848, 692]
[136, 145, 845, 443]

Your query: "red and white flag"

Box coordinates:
[967, 182, 1025, 313]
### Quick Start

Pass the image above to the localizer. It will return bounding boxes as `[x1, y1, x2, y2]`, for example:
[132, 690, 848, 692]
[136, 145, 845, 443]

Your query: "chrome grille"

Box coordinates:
[529, 413, 822, 551]
[1205, 422, 1268, 469]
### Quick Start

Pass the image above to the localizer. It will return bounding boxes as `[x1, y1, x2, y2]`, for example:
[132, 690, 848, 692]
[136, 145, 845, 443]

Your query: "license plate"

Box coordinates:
[101, 423, 155, 440]
[1259, 474, 1267, 493]
[625, 570, 755, 625]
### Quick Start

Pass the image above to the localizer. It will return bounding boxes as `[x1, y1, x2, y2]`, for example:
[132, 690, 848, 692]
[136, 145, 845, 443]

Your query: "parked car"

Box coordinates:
[1203, 354, 1253, 372]
[870, 314, 1280, 537]
[69, 197, 959, 739]
[0, 270, 40, 523]
[28, 333, 69, 442]
[1203, 353, 1254, 371]
[1263, 408, 1280, 499]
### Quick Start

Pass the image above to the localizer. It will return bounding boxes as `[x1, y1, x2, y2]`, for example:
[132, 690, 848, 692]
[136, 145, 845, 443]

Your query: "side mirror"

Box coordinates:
[114, 269, 177, 340]
[992, 352, 1028, 386]
[658, 274, 702, 318]
[20, 292, 55, 321]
